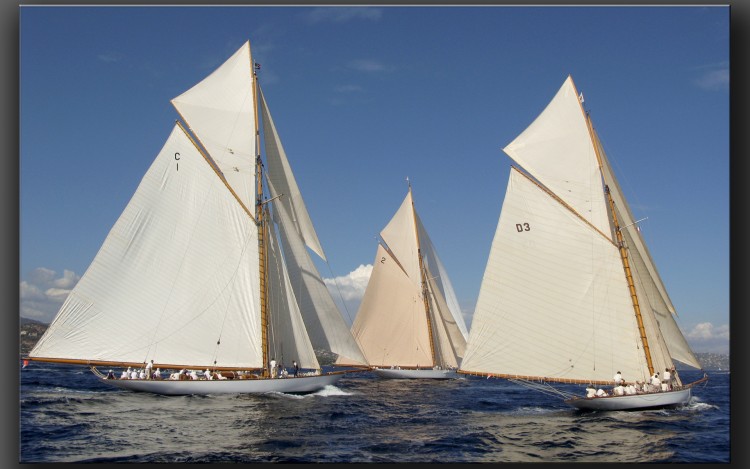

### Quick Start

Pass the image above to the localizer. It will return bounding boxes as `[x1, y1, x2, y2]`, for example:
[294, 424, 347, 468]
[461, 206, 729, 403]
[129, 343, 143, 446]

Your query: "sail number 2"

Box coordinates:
[515, 223, 530, 232]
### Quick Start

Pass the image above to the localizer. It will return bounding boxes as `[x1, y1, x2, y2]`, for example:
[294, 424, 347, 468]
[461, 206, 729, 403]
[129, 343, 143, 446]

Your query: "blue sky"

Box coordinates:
[19, 5, 729, 354]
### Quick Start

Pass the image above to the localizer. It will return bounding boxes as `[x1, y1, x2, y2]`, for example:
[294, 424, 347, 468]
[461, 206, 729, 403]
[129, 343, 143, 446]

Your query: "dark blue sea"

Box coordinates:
[19, 364, 729, 463]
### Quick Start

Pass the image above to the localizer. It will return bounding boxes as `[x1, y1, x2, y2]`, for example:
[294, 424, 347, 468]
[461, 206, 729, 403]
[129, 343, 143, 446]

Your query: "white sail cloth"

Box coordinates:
[350, 189, 468, 369]
[460, 168, 646, 382]
[461, 75, 702, 384]
[30, 125, 264, 369]
[171, 41, 257, 212]
[30, 39, 363, 375]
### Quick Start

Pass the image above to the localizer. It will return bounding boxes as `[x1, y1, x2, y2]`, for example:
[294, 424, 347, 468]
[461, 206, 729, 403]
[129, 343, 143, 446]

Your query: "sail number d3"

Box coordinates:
[516, 223, 530, 232]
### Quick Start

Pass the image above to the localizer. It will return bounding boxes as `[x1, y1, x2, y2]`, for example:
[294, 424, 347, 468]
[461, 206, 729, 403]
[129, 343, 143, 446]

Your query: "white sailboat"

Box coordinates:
[458, 76, 707, 410]
[339, 183, 469, 379]
[26, 40, 367, 395]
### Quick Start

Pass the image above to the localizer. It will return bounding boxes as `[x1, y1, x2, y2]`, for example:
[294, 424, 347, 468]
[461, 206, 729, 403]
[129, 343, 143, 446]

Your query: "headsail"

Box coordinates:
[265, 217, 320, 370]
[267, 178, 367, 366]
[260, 87, 326, 260]
[593, 131, 701, 369]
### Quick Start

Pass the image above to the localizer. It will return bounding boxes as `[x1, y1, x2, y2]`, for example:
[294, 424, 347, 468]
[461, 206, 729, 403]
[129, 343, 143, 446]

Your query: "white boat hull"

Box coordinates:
[99, 373, 344, 396]
[565, 387, 692, 411]
[373, 368, 459, 379]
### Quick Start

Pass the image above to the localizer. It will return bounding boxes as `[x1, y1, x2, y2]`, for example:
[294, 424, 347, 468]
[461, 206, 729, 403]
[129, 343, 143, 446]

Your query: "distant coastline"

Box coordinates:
[18, 317, 730, 371]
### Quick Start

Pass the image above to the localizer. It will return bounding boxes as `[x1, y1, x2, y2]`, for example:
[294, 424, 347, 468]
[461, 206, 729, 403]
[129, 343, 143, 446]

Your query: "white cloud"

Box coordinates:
[324, 264, 372, 322]
[324, 264, 372, 300]
[347, 59, 391, 73]
[20, 267, 80, 324]
[305, 7, 383, 24]
[694, 63, 729, 90]
[97, 52, 122, 63]
[685, 322, 729, 354]
[335, 84, 364, 94]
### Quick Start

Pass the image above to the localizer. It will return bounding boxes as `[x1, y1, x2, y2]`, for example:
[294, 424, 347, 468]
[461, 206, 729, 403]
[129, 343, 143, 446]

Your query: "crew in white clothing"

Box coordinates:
[613, 371, 623, 386]
[144, 359, 153, 379]
[613, 382, 626, 396]
[650, 372, 661, 392]
[121, 368, 131, 379]
[595, 388, 608, 397]
[662, 368, 672, 391]
[586, 385, 596, 398]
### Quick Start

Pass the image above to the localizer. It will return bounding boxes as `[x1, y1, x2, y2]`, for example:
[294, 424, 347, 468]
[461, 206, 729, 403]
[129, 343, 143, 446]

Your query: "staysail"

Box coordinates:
[261, 91, 367, 366]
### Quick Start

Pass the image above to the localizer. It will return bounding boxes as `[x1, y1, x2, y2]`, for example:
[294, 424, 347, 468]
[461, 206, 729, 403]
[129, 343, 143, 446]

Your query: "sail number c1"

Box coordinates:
[175, 152, 180, 171]
[515, 223, 530, 232]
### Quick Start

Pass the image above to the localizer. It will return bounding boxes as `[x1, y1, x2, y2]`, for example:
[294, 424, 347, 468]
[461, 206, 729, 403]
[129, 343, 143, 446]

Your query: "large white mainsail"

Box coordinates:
[348, 188, 468, 371]
[460, 76, 704, 403]
[460, 167, 645, 382]
[29, 124, 264, 369]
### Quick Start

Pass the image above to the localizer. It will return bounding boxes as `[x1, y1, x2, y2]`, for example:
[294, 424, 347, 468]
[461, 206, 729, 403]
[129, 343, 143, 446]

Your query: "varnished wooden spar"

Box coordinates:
[23, 356, 262, 373]
[457, 369, 617, 386]
[253, 63, 271, 380]
[409, 183, 438, 368]
[584, 112, 654, 377]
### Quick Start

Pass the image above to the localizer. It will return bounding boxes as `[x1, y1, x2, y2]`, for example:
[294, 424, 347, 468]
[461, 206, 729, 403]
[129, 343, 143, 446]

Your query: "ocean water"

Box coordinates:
[19, 364, 729, 463]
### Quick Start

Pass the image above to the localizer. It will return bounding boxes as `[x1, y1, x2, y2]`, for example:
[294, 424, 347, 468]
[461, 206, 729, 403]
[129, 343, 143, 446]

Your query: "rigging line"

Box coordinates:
[509, 378, 578, 400]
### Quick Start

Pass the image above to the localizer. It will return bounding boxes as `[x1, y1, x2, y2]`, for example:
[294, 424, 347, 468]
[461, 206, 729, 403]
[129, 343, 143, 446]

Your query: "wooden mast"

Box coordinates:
[583, 110, 655, 376]
[408, 182, 437, 368]
[252, 57, 270, 379]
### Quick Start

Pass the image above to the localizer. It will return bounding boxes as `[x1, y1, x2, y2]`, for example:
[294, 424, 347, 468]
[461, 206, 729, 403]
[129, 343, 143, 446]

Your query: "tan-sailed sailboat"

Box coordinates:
[25, 40, 367, 395]
[458, 76, 707, 410]
[338, 182, 469, 379]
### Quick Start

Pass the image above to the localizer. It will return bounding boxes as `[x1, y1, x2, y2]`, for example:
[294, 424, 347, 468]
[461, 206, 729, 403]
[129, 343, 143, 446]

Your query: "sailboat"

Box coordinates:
[458, 75, 707, 410]
[339, 183, 469, 379]
[25, 40, 368, 395]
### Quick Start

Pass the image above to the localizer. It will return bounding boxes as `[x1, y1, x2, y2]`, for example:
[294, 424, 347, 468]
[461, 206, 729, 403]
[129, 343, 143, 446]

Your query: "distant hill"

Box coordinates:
[20, 318, 49, 356]
[20, 317, 48, 327]
[692, 352, 729, 372]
